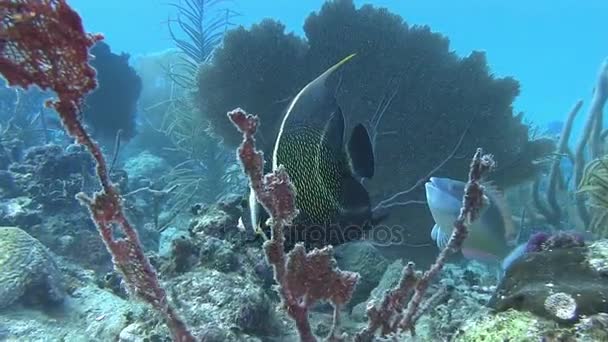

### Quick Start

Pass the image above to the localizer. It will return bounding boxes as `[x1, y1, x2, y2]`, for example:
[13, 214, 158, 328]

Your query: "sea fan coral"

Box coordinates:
[84, 41, 142, 143]
[198, 19, 307, 153]
[198, 0, 548, 246]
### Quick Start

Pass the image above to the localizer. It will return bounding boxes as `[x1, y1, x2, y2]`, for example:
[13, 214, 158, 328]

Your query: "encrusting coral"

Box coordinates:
[490, 238, 608, 324]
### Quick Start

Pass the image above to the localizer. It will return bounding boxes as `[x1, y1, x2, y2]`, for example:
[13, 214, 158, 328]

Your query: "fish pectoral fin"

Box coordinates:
[431, 224, 451, 250]
[347, 123, 375, 178]
[338, 176, 372, 224]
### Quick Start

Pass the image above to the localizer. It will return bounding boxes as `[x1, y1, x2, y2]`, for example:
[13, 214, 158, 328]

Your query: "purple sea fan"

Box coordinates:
[525, 232, 551, 253]
[503, 231, 587, 272]
[542, 231, 586, 250]
[525, 231, 586, 253]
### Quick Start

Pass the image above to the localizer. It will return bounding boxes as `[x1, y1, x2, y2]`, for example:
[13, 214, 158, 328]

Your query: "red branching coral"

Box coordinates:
[0, 1, 194, 341]
[356, 148, 495, 340]
[229, 108, 359, 342]
[230, 107, 497, 340]
[0, 0, 100, 126]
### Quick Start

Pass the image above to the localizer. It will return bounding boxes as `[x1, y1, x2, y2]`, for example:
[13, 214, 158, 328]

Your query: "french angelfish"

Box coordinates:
[248, 54, 379, 249]
[424, 177, 516, 263]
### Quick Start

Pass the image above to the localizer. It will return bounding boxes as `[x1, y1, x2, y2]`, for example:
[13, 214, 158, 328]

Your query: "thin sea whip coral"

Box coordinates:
[0, 1, 194, 340]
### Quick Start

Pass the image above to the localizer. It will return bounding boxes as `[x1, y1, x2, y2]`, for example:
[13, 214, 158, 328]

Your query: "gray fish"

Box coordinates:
[425, 177, 516, 263]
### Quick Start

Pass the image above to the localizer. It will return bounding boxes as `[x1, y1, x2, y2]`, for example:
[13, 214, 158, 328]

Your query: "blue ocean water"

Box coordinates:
[2, 1, 608, 340]
[70, 0, 608, 131]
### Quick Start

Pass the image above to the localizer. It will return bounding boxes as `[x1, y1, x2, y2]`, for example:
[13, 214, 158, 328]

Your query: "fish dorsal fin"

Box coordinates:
[347, 124, 375, 178]
[273, 54, 356, 168]
[481, 181, 517, 243]
[279, 53, 356, 129]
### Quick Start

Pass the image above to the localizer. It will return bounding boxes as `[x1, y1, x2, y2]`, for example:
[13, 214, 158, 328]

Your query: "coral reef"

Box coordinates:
[148, 190, 284, 340]
[1, 1, 606, 341]
[0, 277, 146, 341]
[0, 142, 113, 272]
[0, 226, 65, 309]
[453, 309, 608, 341]
[8, 144, 94, 210]
[123, 150, 170, 189]
[454, 309, 563, 341]
[0, 196, 41, 228]
[155, 267, 279, 339]
[490, 239, 608, 323]
[0, 1, 193, 340]
[350, 260, 496, 341]
[229, 107, 502, 340]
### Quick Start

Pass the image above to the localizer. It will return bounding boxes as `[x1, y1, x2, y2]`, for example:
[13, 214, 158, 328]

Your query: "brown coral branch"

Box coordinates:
[398, 149, 494, 333]
[354, 262, 419, 341]
[229, 108, 359, 342]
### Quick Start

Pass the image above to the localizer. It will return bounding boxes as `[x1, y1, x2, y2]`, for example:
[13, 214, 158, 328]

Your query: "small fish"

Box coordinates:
[425, 177, 515, 263]
[249, 54, 382, 249]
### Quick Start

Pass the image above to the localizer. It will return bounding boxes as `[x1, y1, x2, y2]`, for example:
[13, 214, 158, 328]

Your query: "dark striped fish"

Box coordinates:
[248, 54, 381, 249]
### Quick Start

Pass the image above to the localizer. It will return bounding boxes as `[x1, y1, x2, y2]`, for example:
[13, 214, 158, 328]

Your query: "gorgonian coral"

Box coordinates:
[198, 0, 550, 246]
[84, 41, 142, 143]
